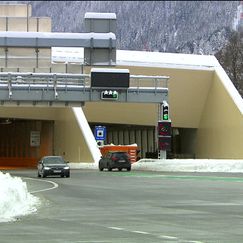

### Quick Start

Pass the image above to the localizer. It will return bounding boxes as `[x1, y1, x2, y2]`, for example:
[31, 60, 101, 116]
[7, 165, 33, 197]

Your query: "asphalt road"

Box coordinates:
[1, 169, 243, 243]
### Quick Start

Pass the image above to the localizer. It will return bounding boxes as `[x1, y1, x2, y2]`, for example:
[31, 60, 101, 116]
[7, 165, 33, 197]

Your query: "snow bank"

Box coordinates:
[69, 162, 97, 170]
[0, 171, 40, 223]
[69, 159, 243, 173]
[132, 159, 243, 173]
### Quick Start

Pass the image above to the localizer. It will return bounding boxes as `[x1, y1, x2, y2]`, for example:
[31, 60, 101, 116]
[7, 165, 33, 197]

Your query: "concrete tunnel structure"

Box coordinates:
[0, 3, 243, 169]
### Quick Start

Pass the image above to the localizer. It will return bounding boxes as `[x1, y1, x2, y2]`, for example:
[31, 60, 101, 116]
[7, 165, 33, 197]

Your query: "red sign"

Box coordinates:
[158, 121, 171, 136]
[158, 136, 171, 151]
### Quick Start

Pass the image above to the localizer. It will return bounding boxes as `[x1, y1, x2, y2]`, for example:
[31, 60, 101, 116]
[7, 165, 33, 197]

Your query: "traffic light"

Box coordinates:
[101, 90, 118, 100]
[162, 101, 169, 121]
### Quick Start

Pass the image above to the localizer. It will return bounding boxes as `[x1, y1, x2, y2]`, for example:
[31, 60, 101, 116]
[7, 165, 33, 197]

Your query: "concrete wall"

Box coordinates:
[84, 64, 243, 159]
[54, 108, 94, 162]
[0, 47, 51, 68]
[83, 102, 159, 126]
[0, 17, 51, 32]
[196, 67, 243, 159]
[83, 65, 214, 128]
[0, 106, 94, 162]
[0, 4, 31, 17]
[0, 107, 58, 120]
[0, 4, 52, 68]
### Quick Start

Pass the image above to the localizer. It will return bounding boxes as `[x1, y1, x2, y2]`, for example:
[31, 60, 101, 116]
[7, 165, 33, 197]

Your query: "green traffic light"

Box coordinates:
[112, 91, 118, 99]
[163, 114, 168, 120]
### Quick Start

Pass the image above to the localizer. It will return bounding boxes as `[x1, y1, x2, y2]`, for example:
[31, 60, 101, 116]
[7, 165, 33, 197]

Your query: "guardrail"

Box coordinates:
[0, 72, 169, 106]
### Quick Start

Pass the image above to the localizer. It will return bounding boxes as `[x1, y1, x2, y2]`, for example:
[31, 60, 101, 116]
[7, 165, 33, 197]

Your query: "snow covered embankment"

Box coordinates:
[132, 159, 243, 173]
[0, 171, 40, 223]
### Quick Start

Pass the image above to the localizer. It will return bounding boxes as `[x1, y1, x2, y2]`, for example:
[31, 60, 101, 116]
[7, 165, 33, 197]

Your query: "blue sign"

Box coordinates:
[94, 126, 106, 141]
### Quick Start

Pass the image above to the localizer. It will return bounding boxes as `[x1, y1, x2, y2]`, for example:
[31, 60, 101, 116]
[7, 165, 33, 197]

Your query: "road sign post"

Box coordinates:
[94, 126, 106, 147]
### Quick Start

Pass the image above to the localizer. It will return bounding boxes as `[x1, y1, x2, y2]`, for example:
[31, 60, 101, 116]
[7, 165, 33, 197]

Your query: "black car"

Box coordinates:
[99, 151, 131, 171]
[37, 156, 70, 178]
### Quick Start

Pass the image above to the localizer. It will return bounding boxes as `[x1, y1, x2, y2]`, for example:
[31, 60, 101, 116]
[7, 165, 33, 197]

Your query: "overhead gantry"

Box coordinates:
[0, 71, 169, 107]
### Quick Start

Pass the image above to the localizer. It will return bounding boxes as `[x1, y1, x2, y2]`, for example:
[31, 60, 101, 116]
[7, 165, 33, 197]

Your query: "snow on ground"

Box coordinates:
[69, 159, 243, 173]
[0, 171, 40, 223]
[131, 159, 243, 173]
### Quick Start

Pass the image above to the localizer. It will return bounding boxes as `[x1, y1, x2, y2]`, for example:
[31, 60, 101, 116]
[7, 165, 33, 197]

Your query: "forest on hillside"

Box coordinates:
[25, 1, 239, 55]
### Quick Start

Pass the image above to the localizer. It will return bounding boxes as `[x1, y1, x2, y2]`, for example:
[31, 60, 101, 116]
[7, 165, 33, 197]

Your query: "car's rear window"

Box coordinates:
[112, 152, 128, 159]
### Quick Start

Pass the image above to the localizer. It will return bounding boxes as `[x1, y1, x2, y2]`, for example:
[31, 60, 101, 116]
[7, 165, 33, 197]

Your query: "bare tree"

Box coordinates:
[216, 32, 243, 97]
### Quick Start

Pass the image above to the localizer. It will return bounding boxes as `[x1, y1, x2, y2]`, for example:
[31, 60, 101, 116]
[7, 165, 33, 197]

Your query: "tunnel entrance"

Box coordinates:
[90, 123, 157, 159]
[169, 127, 197, 159]
[0, 118, 54, 169]
[90, 123, 197, 159]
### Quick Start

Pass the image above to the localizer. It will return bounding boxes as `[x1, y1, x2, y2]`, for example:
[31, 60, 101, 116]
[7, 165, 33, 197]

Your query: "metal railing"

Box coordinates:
[0, 72, 89, 98]
[0, 72, 169, 105]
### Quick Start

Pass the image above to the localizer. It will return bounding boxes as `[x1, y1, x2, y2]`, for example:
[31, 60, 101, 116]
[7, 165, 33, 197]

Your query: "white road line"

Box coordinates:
[108, 226, 204, 242]
[131, 230, 151, 235]
[108, 227, 151, 235]
[22, 177, 59, 193]
[76, 242, 111, 243]
[159, 235, 178, 240]
[187, 241, 204, 243]
[108, 226, 125, 231]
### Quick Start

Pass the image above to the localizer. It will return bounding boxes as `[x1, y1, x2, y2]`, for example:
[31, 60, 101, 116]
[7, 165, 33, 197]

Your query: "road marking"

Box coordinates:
[159, 235, 178, 240]
[108, 226, 125, 231]
[107, 226, 204, 242]
[23, 177, 59, 193]
[131, 230, 151, 235]
[187, 241, 204, 243]
[76, 242, 111, 243]
[108, 226, 151, 235]
[158, 235, 204, 243]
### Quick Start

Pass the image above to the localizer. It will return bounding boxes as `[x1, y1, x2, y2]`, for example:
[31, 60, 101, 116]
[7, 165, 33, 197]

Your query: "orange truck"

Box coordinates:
[99, 144, 139, 163]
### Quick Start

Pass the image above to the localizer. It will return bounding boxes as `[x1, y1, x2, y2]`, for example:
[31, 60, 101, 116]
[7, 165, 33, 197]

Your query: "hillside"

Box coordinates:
[23, 1, 239, 55]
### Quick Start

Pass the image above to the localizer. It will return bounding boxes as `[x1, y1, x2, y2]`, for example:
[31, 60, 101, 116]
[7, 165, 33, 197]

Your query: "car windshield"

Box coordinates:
[43, 157, 65, 164]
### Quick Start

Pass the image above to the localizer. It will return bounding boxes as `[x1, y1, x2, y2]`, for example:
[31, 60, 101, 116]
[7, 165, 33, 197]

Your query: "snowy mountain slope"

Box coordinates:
[27, 1, 239, 55]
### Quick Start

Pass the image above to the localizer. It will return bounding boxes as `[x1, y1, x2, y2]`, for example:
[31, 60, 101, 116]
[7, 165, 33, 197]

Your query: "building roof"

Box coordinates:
[116, 50, 220, 70]
[52, 47, 219, 70]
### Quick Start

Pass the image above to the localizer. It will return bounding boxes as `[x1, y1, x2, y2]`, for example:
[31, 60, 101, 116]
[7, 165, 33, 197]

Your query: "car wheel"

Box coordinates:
[127, 167, 131, 171]
[61, 174, 64, 178]
[99, 164, 104, 171]
[66, 173, 70, 178]
[108, 164, 112, 171]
